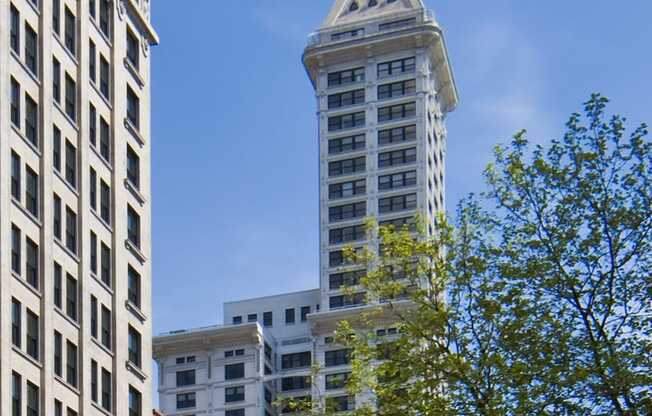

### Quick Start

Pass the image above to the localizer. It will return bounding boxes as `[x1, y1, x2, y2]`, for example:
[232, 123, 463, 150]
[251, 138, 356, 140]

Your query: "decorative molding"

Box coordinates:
[117, 0, 127, 20]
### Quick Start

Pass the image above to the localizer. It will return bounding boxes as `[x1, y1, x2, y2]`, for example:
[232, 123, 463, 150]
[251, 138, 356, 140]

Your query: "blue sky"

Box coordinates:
[150, 0, 652, 335]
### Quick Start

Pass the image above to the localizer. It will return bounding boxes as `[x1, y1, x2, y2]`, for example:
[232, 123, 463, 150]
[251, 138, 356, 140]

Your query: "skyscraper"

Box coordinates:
[154, 1, 457, 415]
[0, 1, 158, 415]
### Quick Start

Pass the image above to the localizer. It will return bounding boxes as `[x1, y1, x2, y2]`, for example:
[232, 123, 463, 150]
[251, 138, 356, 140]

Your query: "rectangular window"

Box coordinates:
[176, 370, 195, 387]
[330, 293, 366, 309]
[127, 145, 140, 188]
[225, 363, 245, 380]
[380, 216, 416, 231]
[25, 166, 38, 217]
[89, 104, 96, 145]
[89, 40, 96, 82]
[378, 79, 416, 100]
[101, 368, 111, 411]
[378, 102, 416, 122]
[90, 0, 96, 18]
[54, 331, 62, 376]
[65, 141, 76, 188]
[378, 57, 416, 78]
[26, 238, 39, 289]
[11, 77, 20, 126]
[90, 167, 97, 210]
[328, 89, 365, 109]
[378, 147, 417, 168]
[225, 386, 245, 403]
[26, 309, 39, 360]
[99, 0, 110, 37]
[127, 206, 140, 248]
[25, 94, 38, 146]
[326, 372, 351, 390]
[330, 270, 365, 290]
[329, 201, 366, 222]
[101, 243, 111, 286]
[12, 372, 21, 416]
[325, 349, 352, 367]
[90, 296, 98, 337]
[53, 262, 62, 307]
[285, 308, 295, 325]
[128, 326, 142, 367]
[12, 299, 21, 347]
[379, 193, 417, 214]
[55, 400, 62, 416]
[225, 410, 245, 416]
[53, 0, 60, 33]
[282, 352, 312, 369]
[66, 274, 77, 321]
[64, 8, 75, 55]
[328, 134, 365, 155]
[247, 313, 257, 322]
[379, 124, 416, 146]
[331, 27, 364, 41]
[328, 157, 365, 177]
[328, 395, 356, 412]
[10, 5, 19, 53]
[301, 306, 311, 322]
[378, 17, 416, 31]
[328, 67, 365, 87]
[128, 266, 141, 307]
[281, 376, 311, 392]
[91, 360, 98, 402]
[263, 311, 273, 327]
[53, 57, 61, 103]
[90, 231, 98, 274]
[127, 28, 140, 69]
[65, 74, 76, 121]
[26, 381, 39, 416]
[100, 117, 110, 161]
[329, 224, 366, 244]
[25, 23, 37, 75]
[328, 111, 365, 132]
[100, 181, 111, 224]
[101, 306, 111, 350]
[129, 386, 142, 416]
[53, 125, 61, 171]
[127, 86, 140, 129]
[100, 56, 110, 99]
[11, 151, 21, 199]
[66, 341, 78, 387]
[12, 225, 21, 274]
[379, 170, 417, 191]
[176, 392, 196, 409]
[232, 316, 242, 325]
[65, 207, 77, 254]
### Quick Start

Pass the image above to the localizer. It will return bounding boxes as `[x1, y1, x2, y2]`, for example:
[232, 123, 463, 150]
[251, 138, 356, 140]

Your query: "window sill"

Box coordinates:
[52, 32, 79, 66]
[90, 80, 113, 109]
[11, 50, 41, 86]
[54, 237, 80, 264]
[90, 144, 113, 172]
[53, 169, 79, 197]
[25, 0, 40, 15]
[91, 337, 114, 358]
[124, 118, 146, 147]
[54, 375, 80, 396]
[12, 345, 42, 369]
[91, 209, 114, 234]
[92, 401, 113, 416]
[125, 239, 147, 263]
[126, 300, 147, 323]
[89, 17, 114, 48]
[12, 270, 41, 298]
[11, 124, 41, 156]
[54, 306, 80, 330]
[125, 179, 146, 205]
[11, 197, 41, 227]
[53, 95, 79, 131]
[124, 57, 145, 87]
[91, 272, 114, 295]
[126, 360, 147, 381]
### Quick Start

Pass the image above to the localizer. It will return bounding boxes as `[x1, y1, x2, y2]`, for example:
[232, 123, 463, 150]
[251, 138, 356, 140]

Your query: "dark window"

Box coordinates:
[379, 124, 416, 146]
[64, 8, 75, 55]
[285, 308, 295, 324]
[330, 293, 366, 310]
[225, 363, 245, 380]
[11, 151, 21, 199]
[26, 381, 39, 416]
[127, 146, 140, 188]
[129, 386, 142, 416]
[349, 1, 359, 11]
[66, 274, 77, 321]
[54, 331, 63, 376]
[329, 224, 366, 244]
[26, 238, 39, 289]
[25, 94, 38, 146]
[101, 368, 111, 411]
[328, 111, 365, 132]
[128, 266, 141, 307]
[55, 400, 62, 416]
[65, 74, 76, 121]
[66, 341, 77, 387]
[331, 28, 364, 41]
[176, 392, 196, 409]
[378, 57, 416, 78]
[232, 316, 242, 325]
[329, 134, 365, 154]
[328, 89, 365, 109]
[65, 140, 76, 188]
[281, 352, 311, 369]
[91, 359, 98, 402]
[65, 207, 77, 254]
[325, 349, 352, 367]
[89, 167, 97, 210]
[12, 372, 21, 416]
[282, 376, 311, 392]
[25, 23, 37, 75]
[328, 395, 355, 412]
[128, 206, 140, 247]
[53, 0, 60, 33]
[89, 0, 96, 18]
[89, 104, 96, 145]
[379, 17, 416, 31]
[53, 262, 62, 307]
[128, 326, 141, 367]
[99, 0, 111, 37]
[329, 179, 365, 200]
[379, 193, 417, 213]
[53, 125, 61, 171]
[379, 171, 417, 191]
[225, 410, 245, 416]
[12, 299, 21, 347]
[90, 231, 98, 274]
[26, 309, 39, 360]
[378, 102, 416, 122]
[101, 243, 111, 287]
[101, 305, 111, 349]
[12, 225, 21, 274]
[301, 306, 311, 322]
[263, 311, 273, 327]
[53, 58, 61, 102]
[176, 370, 195, 387]
[247, 313, 257, 322]
[328, 157, 365, 176]
[326, 372, 351, 390]
[127, 86, 140, 129]
[127, 28, 139, 69]
[100, 56, 110, 99]
[90, 296, 98, 337]
[100, 117, 110, 161]
[25, 167, 38, 217]
[378, 79, 416, 100]
[378, 147, 417, 168]
[100, 181, 111, 224]
[328, 67, 365, 87]
[89, 40, 96, 82]
[10, 5, 19, 53]
[380, 216, 416, 231]
[329, 270, 365, 290]
[11, 78, 20, 126]
[329, 201, 366, 222]
[225, 386, 245, 403]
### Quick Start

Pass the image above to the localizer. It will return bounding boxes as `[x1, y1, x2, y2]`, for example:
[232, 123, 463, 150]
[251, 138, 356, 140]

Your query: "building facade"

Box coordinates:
[154, 0, 457, 415]
[0, 0, 158, 415]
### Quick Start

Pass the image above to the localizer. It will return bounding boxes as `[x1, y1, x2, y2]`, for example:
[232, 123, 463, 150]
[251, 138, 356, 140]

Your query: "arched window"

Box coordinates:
[349, 1, 359, 11]
[369, 0, 378, 6]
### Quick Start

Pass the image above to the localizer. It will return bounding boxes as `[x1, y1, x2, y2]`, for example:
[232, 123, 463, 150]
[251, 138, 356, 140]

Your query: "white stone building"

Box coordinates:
[153, 0, 457, 415]
[0, 0, 158, 415]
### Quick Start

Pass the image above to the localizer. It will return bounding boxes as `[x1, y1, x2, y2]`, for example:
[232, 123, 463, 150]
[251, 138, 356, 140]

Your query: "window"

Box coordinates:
[226, 410, 245, 416]
[379, 147, 417, 168]
[328, 111, 365, 131]
[53, 125, 61, 171]
[329, 224, 366, 244]
[100, 55, 110, 99]
[176, 370, 195, 387]
[378, 57, 416, 78]
[331, 28, 364, 41]
[281, 352, 311, 369]
[128, 206, 141, 247]
[53, 262, 62, 307]
[90, 231, 98, 274]
[53, 58, 61, 103]
[89, 0, 96, 18]
[380, 216, 416, 231]
[90, 168, 97, 210]
[349, 1, 359, 12]
[12, 298, 21, 347]
[12, 372, 21, 416]
[26, 309, 39, 360]
[328, 395, 355, 412]
[368, 0, 377, 6]
[176, 392, 196, 409]
[247, 313, 257, 322]
[53, 0, 60, 33]
[232, 316, 242, 325]
[26, 381, 39, 416]
[25, 94, 38, 146]
[89, 40, 96, 82]
[263, 311, 273, 327]
[379, 193, 417, 213]
[12, 225, 21, 274]
[26, 238, 39, 289]
[65, 207, 77, 254]
[101, 368, 111, 411]
[129, 386, 142, 416]
[11, 78, 20, 126]
[99, 0, 111, 37]
[225, 363, 245, 380]
[329, 134, 365, 154]
[90, 296, 98, 337]
[101, 306, 111, 349]
[285, 308, 295, 324]
[64, 74, 76, 121]
[379, 124, 416, 146]
[66, 341, 77, 387]
[379, 17, 416, 31]
[282, 376, 310, 392]
[325, 349, 352, 367]
[11, 151, 21, 199]
[330, 270, 365, 290]
[66, 274, 77, 321]
[101, 243, 111, 286]
[326, 372, 351, 390]
[378, 79, 416, 100]
[100, 181, 111, 224]
[378, 102, 416, 122]
[127, 86, 140, 129]
[328, 89, 365, 109]
[225, 350, 234, 358]
[127, 28, 140, 69]
[65, 140, 76, 188]
[328, 67, 365, 87]
[54, 331, 63, 376]
[225, 386, 245, 403]
[64, 8, 75, 55]
[330, 293, 366, 309]
[379, 171, 417, 191]
[55, 400, 62, 416]
[329, 179, 365, 200]
[329, 157, 365, 176]
[10, 5, 19, 53]
[128, 266, 141, 307]
[25, 24, 37, 75]
[301, 306, 311, 322]
[25, 167, 38, 217]
[128, 326, 142, 367]
[91, 360, 98, 402]
[127, 146, 140, 188]
[100, 117, 110, 160]
[89, 104, 96, 145]
[329, 201, 366, 222]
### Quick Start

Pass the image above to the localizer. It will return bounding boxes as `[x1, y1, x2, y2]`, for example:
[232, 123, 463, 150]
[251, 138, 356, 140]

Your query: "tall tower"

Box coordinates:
[0, 1, 158, 416]
[303, 0, 458, 311]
